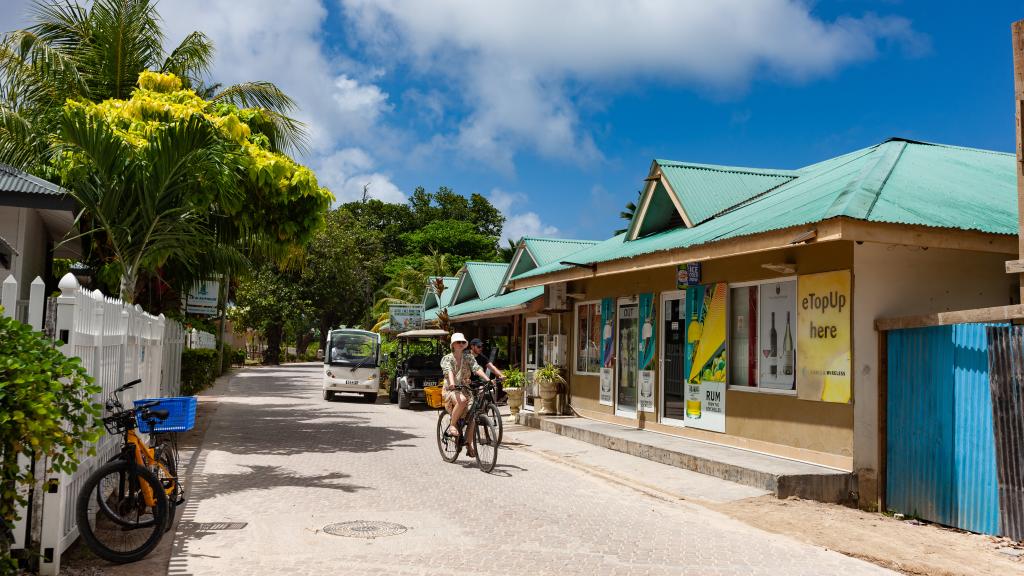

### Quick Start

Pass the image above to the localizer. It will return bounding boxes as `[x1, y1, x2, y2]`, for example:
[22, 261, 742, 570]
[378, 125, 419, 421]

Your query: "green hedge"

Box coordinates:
[234, 347, 247, 365]
[221, 344, 234, 374]
[181, 349, 218, 395]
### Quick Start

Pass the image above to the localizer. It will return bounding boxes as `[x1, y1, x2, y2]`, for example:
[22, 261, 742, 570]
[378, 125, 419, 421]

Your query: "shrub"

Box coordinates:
[221, 344, 234, 374]
[0, 309, 101, 570]
[181, 349, 218, 395]
[233, 347, 246, 365]
[303, 347, 319, 361]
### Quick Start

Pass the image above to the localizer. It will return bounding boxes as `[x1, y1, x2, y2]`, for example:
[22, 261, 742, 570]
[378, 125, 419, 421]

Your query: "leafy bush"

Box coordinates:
[233, 347, 246, 365]
[0, 309, 101, 570]
[502, 368, 526, 390]
[181, 349, 218, 395]
[303, 347, 319, 361]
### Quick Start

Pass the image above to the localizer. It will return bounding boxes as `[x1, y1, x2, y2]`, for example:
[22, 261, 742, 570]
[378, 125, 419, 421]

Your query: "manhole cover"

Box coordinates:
[323, 521, 407, 539]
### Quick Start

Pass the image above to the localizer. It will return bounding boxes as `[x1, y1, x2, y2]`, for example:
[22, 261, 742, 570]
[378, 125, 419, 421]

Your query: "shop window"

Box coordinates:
[574, 301, 602, 374]
[729, 279, 796, 393]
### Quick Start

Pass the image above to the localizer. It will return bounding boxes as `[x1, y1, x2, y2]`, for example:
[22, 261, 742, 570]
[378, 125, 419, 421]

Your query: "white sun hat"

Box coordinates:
[450, 332, 468, 344]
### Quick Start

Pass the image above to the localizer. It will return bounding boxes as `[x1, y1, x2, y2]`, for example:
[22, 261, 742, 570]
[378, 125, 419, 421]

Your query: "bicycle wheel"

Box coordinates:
[436, 410, 461, 463]
[156, 441, 181, 532]
[473, 414, 499, 473]
[76, 460, 169, 564]
[486, 402, 504, 446]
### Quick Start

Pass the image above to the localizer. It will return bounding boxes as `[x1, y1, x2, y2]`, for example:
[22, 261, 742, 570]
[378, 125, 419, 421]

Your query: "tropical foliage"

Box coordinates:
[0, 309, 101, 569]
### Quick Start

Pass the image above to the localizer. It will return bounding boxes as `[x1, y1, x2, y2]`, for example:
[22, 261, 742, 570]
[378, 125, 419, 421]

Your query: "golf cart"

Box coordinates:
[390, 328, 447, 409]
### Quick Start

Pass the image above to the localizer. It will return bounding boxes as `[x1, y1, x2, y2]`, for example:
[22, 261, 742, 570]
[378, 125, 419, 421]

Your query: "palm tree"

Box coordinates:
[0, 0, 305, 172]
[613, 190, 643, 235]
[58, 106, 237, 303]
[498, 238, 518, 262]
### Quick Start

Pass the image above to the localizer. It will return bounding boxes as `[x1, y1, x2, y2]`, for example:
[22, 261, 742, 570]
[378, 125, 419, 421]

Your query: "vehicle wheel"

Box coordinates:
[398, 386, 411, 409]
[156, 441, 181, 533]
[76, 460, 169, 564]
[436, 410, 461, 463]
[473, 415, 499, 473]
[363, 393, 378, 403]
[323, 390, 333, 401]
[487, 403, 504, 446]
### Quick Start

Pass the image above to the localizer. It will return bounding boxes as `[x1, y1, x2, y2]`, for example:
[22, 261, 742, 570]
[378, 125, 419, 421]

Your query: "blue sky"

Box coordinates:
[3, 1, 1022, 242]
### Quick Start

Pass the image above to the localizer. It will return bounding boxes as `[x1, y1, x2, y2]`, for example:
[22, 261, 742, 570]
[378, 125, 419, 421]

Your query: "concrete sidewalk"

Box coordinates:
[516, 413, 854, 503]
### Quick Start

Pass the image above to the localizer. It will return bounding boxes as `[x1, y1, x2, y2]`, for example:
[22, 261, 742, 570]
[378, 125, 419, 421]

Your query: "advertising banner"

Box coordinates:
[758, 280, 797, 391]
[797, 270, 851, 403]
[637, 293, 656, 412]
[185, 280, 219, 316]
[598, 297, 615, 406]
[684, 283, 728, 432]
[388, 304, 424, 332]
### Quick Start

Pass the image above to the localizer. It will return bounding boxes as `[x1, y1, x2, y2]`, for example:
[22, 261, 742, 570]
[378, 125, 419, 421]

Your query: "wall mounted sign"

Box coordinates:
[797, 270, 851, 403]
[638, 293, 656, 413]
[683, 283, 728, 432]
[598, 297, 615, 406]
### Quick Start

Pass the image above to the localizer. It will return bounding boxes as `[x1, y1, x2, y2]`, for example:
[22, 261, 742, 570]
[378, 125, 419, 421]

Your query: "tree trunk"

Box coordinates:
[264, 324, 283, 365]
[296, 332, 314, 357]
[120, 266, 137, 304]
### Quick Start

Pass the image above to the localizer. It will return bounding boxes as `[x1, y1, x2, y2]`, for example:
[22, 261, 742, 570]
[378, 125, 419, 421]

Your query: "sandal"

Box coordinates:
[447, 426, 460, 437]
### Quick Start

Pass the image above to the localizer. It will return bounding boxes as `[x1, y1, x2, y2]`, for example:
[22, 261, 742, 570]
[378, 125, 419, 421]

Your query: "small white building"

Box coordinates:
[0, 163, 79, 319]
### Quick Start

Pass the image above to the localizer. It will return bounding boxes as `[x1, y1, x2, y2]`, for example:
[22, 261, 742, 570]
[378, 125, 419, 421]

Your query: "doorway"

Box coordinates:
[524, 316, 548, 412]
[660, 290, 686, 426]
[615, 297, 638, 418]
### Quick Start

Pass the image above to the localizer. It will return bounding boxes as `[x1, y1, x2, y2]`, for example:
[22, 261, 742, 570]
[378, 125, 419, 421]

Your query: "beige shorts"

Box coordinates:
[443, 386, 471, 410]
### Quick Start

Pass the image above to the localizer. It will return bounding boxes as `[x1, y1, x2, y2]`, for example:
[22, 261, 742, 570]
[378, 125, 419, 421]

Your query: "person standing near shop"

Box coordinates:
[470, 338, 507, 404]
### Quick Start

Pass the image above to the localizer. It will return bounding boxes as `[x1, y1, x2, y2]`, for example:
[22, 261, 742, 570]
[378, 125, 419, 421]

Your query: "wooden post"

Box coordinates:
[1013, 20, 1024, 303]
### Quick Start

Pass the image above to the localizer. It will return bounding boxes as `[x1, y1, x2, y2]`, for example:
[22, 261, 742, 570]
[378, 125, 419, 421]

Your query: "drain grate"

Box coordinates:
[189, 522, 248, 531]
[323, 520, 407, 539]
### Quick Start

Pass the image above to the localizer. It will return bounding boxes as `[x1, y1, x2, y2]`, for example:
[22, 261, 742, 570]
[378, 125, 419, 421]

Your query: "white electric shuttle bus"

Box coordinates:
[322, 328, 381, 402]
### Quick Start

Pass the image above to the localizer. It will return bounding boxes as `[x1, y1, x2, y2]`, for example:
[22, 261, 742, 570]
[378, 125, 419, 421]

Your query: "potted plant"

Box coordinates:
[534, 363, 565, 415]
[502, 368, 526, 415]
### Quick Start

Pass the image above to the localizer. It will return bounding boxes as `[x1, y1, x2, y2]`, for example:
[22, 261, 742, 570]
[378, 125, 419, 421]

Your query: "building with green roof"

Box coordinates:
[504, 138, 1018, 509]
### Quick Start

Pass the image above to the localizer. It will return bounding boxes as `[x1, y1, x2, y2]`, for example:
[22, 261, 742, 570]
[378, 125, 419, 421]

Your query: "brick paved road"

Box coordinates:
[168, 364, 893, 576]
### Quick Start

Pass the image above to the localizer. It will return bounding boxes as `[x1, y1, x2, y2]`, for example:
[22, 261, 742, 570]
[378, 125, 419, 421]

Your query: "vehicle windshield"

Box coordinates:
[327, 332, 378, 366]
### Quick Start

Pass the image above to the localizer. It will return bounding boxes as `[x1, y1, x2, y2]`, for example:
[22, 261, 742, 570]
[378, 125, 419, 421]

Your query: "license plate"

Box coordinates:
[344, 379, 359, 385]
[424, 380, 437, 387]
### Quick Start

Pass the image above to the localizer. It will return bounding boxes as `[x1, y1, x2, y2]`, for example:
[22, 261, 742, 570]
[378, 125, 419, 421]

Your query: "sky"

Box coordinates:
[2, 1, 1022, 242]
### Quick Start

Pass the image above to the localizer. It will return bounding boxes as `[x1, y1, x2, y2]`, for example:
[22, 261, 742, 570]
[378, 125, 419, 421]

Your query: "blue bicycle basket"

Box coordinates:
[134, 396, 197, 433]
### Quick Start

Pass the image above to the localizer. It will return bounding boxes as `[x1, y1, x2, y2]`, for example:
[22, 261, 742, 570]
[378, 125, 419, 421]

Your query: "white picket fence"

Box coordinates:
[188, 327, 217, 349]
[1, 272, 186, 575]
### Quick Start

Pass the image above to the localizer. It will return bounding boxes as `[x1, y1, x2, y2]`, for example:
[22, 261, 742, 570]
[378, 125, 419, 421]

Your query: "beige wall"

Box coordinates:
[852, 242, 1016, 504]
[0, 206, 47, 300]
[565, 242, 857, 466]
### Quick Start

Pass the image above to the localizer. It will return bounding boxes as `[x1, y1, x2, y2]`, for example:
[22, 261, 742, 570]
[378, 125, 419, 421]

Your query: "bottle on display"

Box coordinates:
[783, 311, 793, 376]
[769, 311, 778, 376]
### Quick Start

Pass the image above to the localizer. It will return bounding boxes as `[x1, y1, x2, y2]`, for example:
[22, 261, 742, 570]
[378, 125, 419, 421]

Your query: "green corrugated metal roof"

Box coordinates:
[423, 276, 458, 310]
[517, 139, 1016, 282]
[447, 285, 543, 319]
[656, 160, 797, 226]
[463, 262, 508, 299]
[523, 237, 600, 266]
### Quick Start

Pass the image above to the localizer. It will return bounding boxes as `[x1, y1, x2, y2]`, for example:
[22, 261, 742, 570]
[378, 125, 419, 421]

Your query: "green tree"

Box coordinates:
[231, 263, 310, 364]
[614, 189, 643, 235]
[401, 220, 498, 262]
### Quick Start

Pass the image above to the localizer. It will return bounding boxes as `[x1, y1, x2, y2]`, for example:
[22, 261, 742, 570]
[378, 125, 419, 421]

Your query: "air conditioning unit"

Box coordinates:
[548, 334, 567, 367]
[545, 283, 567, 311]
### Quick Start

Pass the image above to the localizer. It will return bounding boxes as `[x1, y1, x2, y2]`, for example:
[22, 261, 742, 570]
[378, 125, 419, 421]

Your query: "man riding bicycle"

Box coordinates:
[440, 332, 492, 457]
[470, 338, 506, 404]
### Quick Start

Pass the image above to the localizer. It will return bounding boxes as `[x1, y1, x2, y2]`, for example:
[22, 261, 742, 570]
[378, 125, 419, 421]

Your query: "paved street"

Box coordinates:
[168, 364, 893, 576]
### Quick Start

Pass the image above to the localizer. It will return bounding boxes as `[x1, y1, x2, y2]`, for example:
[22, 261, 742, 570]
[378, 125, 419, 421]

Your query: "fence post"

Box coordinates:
[38, 273, 79, 576]
[1, 274, 15, 317]
[28, 276, 45, 331]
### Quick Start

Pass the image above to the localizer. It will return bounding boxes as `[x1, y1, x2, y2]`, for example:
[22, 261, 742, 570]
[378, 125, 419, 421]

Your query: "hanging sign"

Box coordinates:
[637, 293, 656, 413]
[683, 283, 728, 432]
[598, 297, 615, 406]
[676, 262, 702, 289]
[185, 280, 219, 316]
[389, 304, 424, 332]
[797, 270, 851, 403]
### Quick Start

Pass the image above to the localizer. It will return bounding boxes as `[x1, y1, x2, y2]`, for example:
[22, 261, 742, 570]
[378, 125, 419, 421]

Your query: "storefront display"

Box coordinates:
[797, 270, 851, 403]
[616, 299, 639, 415]
[599, 297, 615, 405]
[638, 293, 656, 412]
[684, 283, 728, 432]
[757, 280, 797, 391]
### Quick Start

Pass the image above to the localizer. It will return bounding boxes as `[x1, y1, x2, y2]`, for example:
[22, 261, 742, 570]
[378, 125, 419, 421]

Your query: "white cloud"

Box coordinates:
[488, 189, 559, 242]
[160, 1, 398, 165]
[316, 148, 405, 204]
[340, 0, 927, 170]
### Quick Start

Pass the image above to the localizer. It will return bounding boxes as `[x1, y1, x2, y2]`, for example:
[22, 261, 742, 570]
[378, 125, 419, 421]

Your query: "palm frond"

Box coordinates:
[161, 31, 213, 87]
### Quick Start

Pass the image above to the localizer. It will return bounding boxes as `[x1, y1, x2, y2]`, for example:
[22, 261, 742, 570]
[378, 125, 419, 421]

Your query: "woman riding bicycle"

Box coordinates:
[440, 332, 492, 457]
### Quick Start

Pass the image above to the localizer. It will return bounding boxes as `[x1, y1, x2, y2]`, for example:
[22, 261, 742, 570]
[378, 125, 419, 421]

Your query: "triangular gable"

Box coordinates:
[464, 262, 507, 299]
[497, 237, 600, 294]
[627, 160, 797, 240]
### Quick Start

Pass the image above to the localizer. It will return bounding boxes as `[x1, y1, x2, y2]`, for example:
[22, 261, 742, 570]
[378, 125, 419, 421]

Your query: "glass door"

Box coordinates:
[615, 297, 638, 418]
[660, 291, 686, 426]
[524, 316, 548, 412]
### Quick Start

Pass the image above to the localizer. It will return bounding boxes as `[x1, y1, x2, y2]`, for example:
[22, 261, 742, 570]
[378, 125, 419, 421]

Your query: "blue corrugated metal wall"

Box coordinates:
[887, 323, 1000, 535]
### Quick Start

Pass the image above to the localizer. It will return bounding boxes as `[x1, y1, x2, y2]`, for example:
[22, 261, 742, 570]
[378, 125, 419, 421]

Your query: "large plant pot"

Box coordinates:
[506, 388, 524, 415]
[537, 380, 558, 415]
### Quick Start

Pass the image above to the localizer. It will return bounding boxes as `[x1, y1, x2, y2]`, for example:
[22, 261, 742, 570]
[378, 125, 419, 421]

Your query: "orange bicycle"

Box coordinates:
[75, 379, 191, 563]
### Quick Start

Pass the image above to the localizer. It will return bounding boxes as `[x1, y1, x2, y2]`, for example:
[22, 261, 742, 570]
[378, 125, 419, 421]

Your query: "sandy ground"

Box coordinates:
[714, 496, 1024, 576]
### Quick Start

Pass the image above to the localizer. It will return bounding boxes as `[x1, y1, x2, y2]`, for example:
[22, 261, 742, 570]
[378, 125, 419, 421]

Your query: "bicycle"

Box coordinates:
[436, 379, 502, 473]
[75, 379, 188, 563]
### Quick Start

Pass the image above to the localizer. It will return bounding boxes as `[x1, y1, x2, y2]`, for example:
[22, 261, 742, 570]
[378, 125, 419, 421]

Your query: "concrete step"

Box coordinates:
[515, 413, 855, 503]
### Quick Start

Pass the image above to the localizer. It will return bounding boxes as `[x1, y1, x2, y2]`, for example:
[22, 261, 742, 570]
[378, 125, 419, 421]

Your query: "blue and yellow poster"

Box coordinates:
[684, 283, 728, 432]
[638, 293, 656, 412]
[599, 297, 615, 405]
